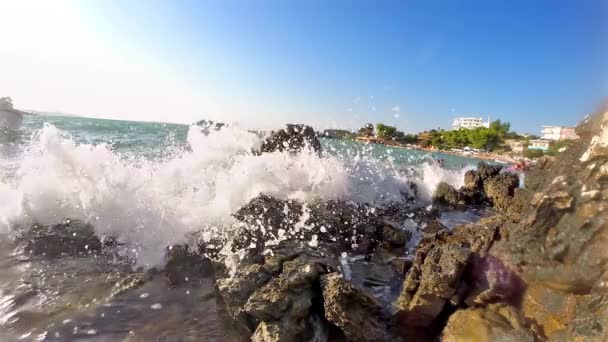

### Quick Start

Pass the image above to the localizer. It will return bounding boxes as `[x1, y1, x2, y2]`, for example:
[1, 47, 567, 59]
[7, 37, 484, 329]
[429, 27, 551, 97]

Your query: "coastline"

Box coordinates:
[352, 136, 518, 164]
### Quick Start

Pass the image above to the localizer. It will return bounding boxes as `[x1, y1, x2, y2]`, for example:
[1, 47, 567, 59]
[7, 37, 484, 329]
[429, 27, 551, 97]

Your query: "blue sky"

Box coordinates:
[1, 0, 607, 134]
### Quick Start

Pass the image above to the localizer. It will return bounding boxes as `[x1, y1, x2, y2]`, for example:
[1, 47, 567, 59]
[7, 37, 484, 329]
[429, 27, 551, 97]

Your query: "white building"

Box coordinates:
[541, 126, 578, 141]
[452, 117, 490, 130]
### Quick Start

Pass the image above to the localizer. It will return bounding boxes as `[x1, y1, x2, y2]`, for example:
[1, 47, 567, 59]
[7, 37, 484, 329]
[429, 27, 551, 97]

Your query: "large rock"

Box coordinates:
[477, 162, 503, 182]
[442, 304, 535, 342]
[394, 241, 471, 326]
[483, 173, 519, 212]
[256, 124, 322, 155]
[163, 244, 215, 286]
[433, 182, 463, 206]
[484, 108, 608, 340]
[21, 220, 102, 257]
[321, 273, 390, 341]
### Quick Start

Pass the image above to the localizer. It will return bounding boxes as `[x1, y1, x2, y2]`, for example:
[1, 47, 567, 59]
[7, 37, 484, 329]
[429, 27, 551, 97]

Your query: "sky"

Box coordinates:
[0, 0, 606, 134]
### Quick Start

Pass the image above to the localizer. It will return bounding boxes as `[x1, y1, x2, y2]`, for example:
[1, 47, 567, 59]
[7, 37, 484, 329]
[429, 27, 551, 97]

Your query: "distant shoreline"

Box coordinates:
[351, 136, 517, 164]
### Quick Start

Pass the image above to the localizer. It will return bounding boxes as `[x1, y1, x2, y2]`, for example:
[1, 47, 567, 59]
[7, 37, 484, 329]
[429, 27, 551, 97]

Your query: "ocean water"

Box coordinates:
[0, 115, 489, 340]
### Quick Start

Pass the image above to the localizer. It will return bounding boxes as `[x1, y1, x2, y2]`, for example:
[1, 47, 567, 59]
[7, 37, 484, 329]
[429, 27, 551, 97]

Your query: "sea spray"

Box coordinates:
[0, 124, 472, 267]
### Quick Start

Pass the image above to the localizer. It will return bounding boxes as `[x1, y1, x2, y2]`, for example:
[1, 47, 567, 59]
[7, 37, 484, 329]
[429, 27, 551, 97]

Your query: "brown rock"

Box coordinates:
[394, 242, 471, 326]
[321, 273, 390, 342]
[442, 304, 535, 342]
[521, 282, 577, 339]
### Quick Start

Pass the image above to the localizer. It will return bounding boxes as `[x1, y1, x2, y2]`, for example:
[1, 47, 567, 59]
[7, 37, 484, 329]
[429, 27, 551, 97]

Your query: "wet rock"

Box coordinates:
[243, 257, 327, 340]
[244, 258, 324, 320]
[433, 182, 463, 206]
[251, 321, 298, 342]
[394, 241, 471, 326]
[442, 304, 535, 342]
[217, 263, 276, 326]
[321, 273, 390, 342]
[22, 220, 102, 257]
[163, 245, 214, 286]
[381, 224, 410, 247]
[233, 195, 389, 257]
[256, 124, 322, 156]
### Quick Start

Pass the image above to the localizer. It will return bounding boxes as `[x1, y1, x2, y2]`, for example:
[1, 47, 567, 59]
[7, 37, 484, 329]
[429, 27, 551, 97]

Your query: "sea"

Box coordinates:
[0, 115, 493, 341]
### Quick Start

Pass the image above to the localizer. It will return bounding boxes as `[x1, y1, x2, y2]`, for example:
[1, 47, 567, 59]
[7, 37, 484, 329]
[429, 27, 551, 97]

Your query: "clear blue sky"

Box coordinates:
[3, 0, 607, 134]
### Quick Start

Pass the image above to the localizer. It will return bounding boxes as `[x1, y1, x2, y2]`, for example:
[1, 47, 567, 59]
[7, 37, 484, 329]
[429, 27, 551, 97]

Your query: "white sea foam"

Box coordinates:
[0, 124, 470, 267]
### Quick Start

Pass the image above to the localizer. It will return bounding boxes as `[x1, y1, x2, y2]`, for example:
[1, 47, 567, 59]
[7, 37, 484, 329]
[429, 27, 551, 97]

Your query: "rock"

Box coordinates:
[217, 263, 276, 323]
[521, 282, 577, 339]
[256, 124, 322, 156]
[464, 254, 526, 307]
[477, 162, 503, 182]
[483, 173, 519, 212]
[21, 220, 102, 257]
[433, 182, 463, 206]
[381, 224, 410, 246]
[251, 320, 303, 342]
[442, 304, 535, 342]
[394, 241, 471, 326]
[321, 273, 390, 341]
[244, 258, 324, 321]
[464, 170, 482, 190]
[163, 245, 214, 286]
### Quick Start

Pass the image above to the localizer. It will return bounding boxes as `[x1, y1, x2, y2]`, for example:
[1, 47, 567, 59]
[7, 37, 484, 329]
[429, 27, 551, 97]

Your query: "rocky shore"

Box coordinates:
[10, 112, 608, 341]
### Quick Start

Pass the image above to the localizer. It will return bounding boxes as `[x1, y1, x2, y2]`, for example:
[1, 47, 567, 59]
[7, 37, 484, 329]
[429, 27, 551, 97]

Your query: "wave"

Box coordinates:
[0, 124, 470, 267]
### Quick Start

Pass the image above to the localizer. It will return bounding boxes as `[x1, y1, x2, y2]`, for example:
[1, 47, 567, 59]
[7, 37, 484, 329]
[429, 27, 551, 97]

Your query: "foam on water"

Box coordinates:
[0, 124, 471, 267]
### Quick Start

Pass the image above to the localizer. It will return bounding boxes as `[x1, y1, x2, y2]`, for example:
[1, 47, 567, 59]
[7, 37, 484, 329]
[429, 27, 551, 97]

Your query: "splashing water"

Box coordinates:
[0, 119, 476, 267]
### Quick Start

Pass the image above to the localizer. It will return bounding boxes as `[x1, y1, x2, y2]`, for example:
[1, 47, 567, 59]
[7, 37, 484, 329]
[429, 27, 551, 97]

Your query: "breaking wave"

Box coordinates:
[0, 124, 470, 267]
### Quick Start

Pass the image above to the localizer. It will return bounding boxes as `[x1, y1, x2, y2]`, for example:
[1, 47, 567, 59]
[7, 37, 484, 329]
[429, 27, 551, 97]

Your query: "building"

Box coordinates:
[541, 126, 578, 141]
[559, 127, 578, 140]
[452, 117, 490, 130]
[528, 139, 552, 151]
[505, 139, 528, 155]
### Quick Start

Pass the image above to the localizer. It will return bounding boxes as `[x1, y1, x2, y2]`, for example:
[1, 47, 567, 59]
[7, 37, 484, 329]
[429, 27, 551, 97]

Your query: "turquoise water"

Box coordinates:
[7, 115, 483, 169]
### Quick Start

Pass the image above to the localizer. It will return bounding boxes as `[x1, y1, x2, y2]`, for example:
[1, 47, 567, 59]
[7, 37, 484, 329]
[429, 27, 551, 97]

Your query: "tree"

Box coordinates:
[358, 123, 374, 137]
[525, 149, 544, 159]
[376, 123, 397, 139]
[489, 120, 511, 138]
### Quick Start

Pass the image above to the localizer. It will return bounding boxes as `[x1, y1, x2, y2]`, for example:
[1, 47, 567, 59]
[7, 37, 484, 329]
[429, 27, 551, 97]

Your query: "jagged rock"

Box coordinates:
[321, 273, 390, 342]
[477, 162, 503, 182]
[433, 182, 463, 206]
[483, 108, 608, 340]
[163, 245, 214, 285]
[244, 258, 324, 320]
[442, 304, 535, 342]
[217, 263, 276, 324]
[251, 320, 302, 342]
[243, 257, 327, 341]
[451, 215, 503, 255]
[464, 254, 525, 307]
[464, 170, 482, 190]
[483, 173, 519, 212]
[381, 224, 410, 246]
[21, 220, 102, 257]
[394, 241, 471, 326]
[233, 195, 390, 257]
[256, 124, 322, 156]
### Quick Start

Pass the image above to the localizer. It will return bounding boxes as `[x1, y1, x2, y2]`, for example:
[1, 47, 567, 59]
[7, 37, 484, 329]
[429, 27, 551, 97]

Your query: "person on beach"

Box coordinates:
[506, 160, 527, 188]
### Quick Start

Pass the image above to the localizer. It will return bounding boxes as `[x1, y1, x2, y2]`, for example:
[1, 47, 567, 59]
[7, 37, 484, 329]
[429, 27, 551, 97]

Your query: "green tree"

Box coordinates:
[376, 123, 397, 139]
[358, 123, 374, 137]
